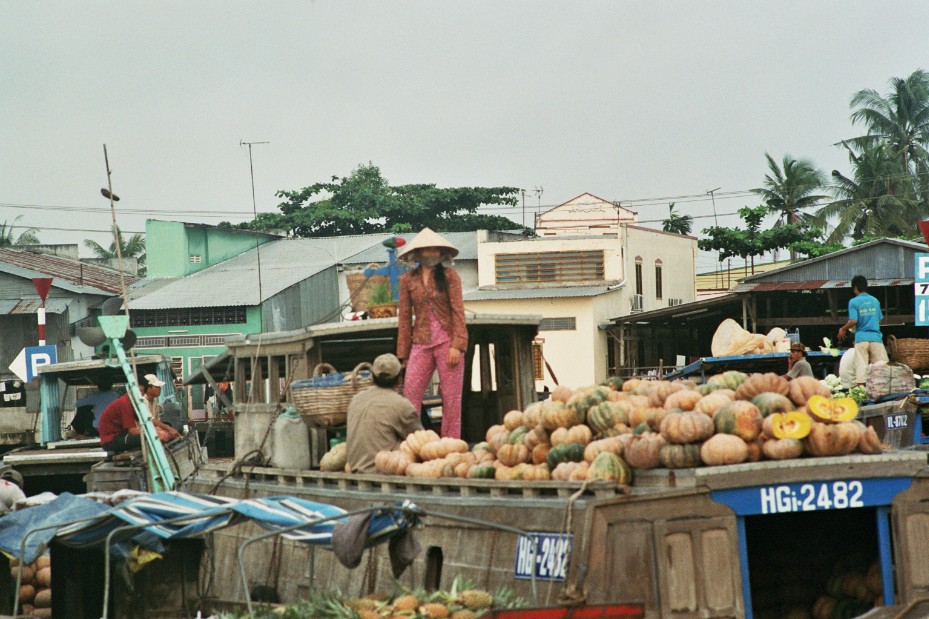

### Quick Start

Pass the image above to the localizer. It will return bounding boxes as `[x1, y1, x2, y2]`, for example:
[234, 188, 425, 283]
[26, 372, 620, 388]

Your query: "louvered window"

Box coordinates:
[495, 251, 604, 284]
[539, 317, 576, 331]
[132, 307, 247, 327]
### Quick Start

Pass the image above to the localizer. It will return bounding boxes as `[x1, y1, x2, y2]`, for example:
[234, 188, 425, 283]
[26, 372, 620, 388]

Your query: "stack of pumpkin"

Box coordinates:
[12, 554, 52, 617]
[368, 371, 885, 483]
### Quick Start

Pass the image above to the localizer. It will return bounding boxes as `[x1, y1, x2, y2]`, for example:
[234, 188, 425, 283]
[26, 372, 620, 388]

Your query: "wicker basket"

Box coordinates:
[345, 264, 388, 312]
[290, 362, 373, 426]
[887, 335, 929, 372]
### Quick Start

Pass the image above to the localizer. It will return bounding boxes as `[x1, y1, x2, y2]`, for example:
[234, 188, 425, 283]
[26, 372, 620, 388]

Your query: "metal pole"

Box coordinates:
[240, 140, 269, 326]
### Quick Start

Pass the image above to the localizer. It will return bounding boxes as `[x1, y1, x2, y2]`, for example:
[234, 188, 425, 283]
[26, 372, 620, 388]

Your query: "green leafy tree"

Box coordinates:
[661, 202, 693, 235]
[84, 226, 146, 274]
[0, 216, 40, 247]
[699, 205, 816, 273]
[847, 69, 929, 178]
[236, 163, 524, 237]
[752, 153, 828, 262]
[813, 141, 917, 243]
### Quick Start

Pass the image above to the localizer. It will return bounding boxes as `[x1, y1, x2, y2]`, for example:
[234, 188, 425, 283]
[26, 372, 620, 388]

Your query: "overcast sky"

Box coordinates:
[2, 1, 928, 272]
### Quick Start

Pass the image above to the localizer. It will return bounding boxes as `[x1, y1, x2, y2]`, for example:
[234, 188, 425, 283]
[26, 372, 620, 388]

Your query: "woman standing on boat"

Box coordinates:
[396, 228, 468, 439]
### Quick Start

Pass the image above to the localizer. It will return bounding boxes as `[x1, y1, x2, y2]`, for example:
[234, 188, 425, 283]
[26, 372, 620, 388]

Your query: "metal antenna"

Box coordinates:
[240, 140, 269, 321]
[706, 186, 721, 227]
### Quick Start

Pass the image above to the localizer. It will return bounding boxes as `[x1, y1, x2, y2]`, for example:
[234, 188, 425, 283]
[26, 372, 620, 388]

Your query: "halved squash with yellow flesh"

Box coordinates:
[807, 395, 858, 423]
[768, 411, 813, 439]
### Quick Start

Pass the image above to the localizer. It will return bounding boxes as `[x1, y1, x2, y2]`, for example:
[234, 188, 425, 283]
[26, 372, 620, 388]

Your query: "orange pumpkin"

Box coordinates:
[804, 421, 860, 457]
[532, 443, 551, 465]
[419, 438, 468, 461]
[744, 438, 764, 462]
[807, 395, 858, 423]
[405, 429, 441, 457]
[497, 443, 530, 467]
[551, 385, 575, 403]
[551, 461, 586, 480]
[734, 373, 789, 400]
[762, 438, 805, 460]
[660, 411, 715, 444]
[523, 425, 549, 451]
[663, 389, 703, 411]
[503, 410, 524, 431]
[713, 401, 764, 441]
[583, 436, 624, 463]
[853, 421, 884, 455]
[375, 450, 413, 475]
[522, 402, 544, 428]
[484, 424, 508, 443]
[700, 433, 749, 466]
[787, 375, 832, 407]
[647, 381, 686, 407]
[541, 401, 584, 430]
[694, 392, 733, 417]
[622, 378, 645, 393]
[623, 432, 667, 469]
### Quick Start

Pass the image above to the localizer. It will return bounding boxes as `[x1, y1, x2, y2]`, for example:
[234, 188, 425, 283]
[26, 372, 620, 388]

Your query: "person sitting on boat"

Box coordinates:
[785, 342, 814, 380]
[346, 353, 422, 474]
[98, 374, 181, 453]
[396, 228, 468, 438]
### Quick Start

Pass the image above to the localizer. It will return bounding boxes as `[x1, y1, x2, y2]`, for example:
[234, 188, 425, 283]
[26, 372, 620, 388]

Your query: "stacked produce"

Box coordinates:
[12, 554, 51, 617]
[356, 371, 887, 483]
[215, 578, 525, 618]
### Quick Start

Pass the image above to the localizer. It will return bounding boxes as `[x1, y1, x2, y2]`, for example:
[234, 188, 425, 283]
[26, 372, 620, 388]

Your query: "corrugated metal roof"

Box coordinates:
[732, 278, 913, 293]
[130, 236, 386, 309]
[0, 298, 71, 314]
[0, 248, 134, 295]
[464, 285, 616, 301]
[740, 238, 927, 283]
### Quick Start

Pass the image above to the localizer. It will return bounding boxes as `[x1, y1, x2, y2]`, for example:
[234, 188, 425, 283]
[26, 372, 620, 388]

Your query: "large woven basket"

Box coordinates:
[887, 335, 929, 372]
[345, 264, 388, 312]
[290, 362, 373, 426]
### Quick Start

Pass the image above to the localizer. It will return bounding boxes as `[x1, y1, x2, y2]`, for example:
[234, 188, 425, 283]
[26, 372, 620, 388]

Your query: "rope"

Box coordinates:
[555, 480, 591, 608]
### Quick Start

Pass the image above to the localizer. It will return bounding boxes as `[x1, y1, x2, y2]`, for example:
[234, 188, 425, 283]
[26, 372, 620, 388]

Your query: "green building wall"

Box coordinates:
[145, 220, 278, 278]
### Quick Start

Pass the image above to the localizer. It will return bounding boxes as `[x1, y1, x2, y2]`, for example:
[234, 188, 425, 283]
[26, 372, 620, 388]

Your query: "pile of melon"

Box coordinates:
[12, 554, 52, 617]
[371, 371, 885, 483]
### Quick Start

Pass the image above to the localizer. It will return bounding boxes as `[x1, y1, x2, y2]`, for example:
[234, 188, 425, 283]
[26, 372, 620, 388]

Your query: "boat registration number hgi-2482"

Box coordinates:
[710, 477, 913, 516]
[514, 533, 573, 581]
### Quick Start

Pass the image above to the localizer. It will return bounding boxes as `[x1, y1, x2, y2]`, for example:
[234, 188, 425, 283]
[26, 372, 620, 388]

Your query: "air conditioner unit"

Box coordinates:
[631, 294, 644, 312]
[667, 298, 684, 307]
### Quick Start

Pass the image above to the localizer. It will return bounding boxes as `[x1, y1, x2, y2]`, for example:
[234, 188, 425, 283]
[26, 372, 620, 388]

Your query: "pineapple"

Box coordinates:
[393, 594, 420, 612]
[422, 602, 451, 618]
[459, 590, 493, 610]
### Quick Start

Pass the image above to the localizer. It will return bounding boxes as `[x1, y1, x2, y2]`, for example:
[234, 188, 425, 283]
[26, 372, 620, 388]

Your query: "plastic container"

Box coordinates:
[270, 408, 311, 470]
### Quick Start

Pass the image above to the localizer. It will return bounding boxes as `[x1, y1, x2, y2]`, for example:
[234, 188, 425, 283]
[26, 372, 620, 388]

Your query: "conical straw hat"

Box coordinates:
[397, 227, 459, 259]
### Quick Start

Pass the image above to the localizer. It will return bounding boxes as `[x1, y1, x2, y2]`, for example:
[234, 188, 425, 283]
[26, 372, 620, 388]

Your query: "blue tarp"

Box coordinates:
[0, 491, 416, 564]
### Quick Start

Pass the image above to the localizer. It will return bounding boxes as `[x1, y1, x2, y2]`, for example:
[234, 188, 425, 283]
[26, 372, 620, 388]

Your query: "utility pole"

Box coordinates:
[240, 140, 269, 322]
[707, 187, 722, 289]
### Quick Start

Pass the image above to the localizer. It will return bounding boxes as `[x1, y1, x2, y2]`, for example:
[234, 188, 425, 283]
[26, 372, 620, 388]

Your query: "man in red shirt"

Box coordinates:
[98, 374, 180, 452]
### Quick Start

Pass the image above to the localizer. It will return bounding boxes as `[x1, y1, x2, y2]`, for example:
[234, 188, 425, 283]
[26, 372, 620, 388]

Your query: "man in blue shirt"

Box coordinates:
[838, 275, 888, 386]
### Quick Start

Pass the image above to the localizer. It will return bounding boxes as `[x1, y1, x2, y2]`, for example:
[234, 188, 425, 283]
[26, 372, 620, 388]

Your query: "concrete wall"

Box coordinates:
[146, 220, 277, 278]
[535, 193, 637, 236]
[624, 225, 697, 313]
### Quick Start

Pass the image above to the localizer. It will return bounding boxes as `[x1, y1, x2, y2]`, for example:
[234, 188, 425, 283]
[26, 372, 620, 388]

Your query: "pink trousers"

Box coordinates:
[403, 340, 465, 438]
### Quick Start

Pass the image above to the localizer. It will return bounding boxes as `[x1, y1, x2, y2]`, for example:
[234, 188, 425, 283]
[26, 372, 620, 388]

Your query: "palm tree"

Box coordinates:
[814, 142, 916, 243]
[84, 226, 146, 274]
[0, 216, 40, 247]
[752, 153, 828, 259]
[661, 202, 693, 235]
[848, 69, 929, 179]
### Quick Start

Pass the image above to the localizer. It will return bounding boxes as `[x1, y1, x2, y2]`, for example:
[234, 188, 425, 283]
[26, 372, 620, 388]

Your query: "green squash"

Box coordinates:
[751, 392, 794, 418]
[545, 442, 585, 469]
[507, 426, 529, 444]
[467, 464, 496, 479]
[586, 452, 633, 485]
[587, 401, 629, 434]
[658, 443, 702, 469]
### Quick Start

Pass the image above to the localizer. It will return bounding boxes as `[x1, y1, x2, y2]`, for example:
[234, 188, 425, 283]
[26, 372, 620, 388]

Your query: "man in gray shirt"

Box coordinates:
[347, 353, 423, 474]
[786, 342, 814, 380]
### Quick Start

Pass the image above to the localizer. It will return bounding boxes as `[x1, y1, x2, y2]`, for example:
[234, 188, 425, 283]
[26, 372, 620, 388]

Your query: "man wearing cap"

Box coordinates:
[98, 374, 181, 452]
[346, 353, 423, 474]
[785, 342, 814, 380]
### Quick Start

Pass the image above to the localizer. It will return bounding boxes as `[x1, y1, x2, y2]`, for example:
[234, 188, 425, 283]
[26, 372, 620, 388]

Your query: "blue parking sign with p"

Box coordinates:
[25, 345, 56, 381]
[915, 253, 929, 326]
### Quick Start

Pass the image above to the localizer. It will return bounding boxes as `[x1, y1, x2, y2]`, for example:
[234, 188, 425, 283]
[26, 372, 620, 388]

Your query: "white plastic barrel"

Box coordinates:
[270, 409, 311, 470]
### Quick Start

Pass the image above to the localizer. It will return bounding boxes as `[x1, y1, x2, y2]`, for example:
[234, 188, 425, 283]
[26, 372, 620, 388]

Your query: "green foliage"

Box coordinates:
[84, 225, 147, 274]
[368, 281, 395, 306]
[0, 216, 40, 247]
[699, 205, 820, 268]
[661, 202, 693, 235]
[237, 163, 524, 237]
[753, 153, 828, 226]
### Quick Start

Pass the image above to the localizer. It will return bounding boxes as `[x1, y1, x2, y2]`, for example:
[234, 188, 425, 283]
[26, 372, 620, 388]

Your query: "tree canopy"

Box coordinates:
[234, 163, 524, 237]
[661, 202, 693, 235]
[84, 226, 146, 274]
[0, 216, 40, 247]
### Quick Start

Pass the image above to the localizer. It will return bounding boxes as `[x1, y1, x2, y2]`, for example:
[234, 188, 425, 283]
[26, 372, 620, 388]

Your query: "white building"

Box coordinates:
[461, 193, 697, 389]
